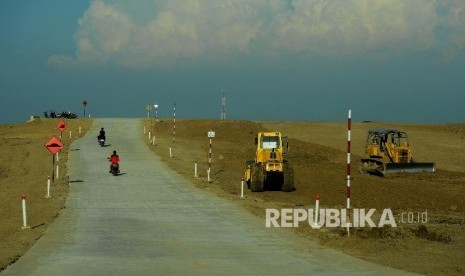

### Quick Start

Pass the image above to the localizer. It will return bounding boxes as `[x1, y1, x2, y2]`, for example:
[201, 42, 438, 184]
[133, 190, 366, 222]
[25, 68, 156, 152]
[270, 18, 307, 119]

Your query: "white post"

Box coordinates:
[207, 169, 211, 183]
[69, 130, 72, 138]
[46, 176, 51, 198]
[79, 126, 82, 134]
[169, 147, 172, 158]
[152, 136, 155, 145]
[21, 195, 29, 229]
[148, 131, 151, 140]
[314, 195, 320, 226]
[56, 164, 59, 179]
[241, 178, 244, 199]
[194, 162, 198, 178]
[56, 151, 59, 162]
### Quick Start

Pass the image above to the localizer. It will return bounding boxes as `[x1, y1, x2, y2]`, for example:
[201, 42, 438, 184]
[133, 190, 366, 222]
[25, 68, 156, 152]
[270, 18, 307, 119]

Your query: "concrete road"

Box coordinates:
[2, 119, 406, 275]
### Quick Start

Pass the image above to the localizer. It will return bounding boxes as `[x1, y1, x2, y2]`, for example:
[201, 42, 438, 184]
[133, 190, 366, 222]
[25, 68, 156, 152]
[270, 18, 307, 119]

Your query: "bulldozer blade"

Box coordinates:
[383, 162, 436, 175]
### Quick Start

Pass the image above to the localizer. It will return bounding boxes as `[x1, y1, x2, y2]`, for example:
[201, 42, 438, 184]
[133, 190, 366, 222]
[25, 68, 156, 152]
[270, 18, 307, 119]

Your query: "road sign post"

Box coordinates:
[83, 100, 87, 118]
[146, 104, 151, 119]
[57, 120, 66, 140]
[45, 136, 63, 183]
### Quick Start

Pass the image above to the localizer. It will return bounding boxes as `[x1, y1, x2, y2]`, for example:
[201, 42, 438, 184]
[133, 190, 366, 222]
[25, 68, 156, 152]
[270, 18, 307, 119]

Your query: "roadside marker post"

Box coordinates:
[69, 131, 72, 139]
[314, 195, 320, 226]
[152, 136, 155, 145]
[241, 178, 244, 199]
[169, 147, 172, 158]
[21, 195, 30, 230]
[194, 162, 198, 178]
[46, 176, 51, 198]
[56, 164, 59, 179]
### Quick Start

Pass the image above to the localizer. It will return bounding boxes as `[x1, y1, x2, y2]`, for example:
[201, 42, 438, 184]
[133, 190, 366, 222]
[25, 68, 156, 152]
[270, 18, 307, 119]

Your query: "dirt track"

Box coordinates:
[144, 118, 465, 275]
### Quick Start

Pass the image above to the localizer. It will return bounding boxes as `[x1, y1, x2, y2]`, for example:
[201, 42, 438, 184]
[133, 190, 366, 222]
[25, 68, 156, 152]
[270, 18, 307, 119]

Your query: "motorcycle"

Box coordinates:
[110, 163, 119, 176]
[97, 135, 105, 147]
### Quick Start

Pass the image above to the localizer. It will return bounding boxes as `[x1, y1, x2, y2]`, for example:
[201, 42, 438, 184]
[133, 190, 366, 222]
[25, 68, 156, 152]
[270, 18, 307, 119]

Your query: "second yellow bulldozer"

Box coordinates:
[360, 129, 435, 176]
[244, 131, 295, 192]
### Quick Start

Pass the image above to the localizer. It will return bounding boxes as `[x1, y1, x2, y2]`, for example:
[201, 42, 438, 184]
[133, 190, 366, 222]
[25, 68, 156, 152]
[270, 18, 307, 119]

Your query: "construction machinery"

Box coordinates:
[244, 131, 295, 192]
[360, 129, 435, 176]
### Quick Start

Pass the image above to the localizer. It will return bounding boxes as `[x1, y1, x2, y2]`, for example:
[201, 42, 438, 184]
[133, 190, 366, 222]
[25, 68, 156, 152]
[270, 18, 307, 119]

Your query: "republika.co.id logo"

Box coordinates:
[265, 208, 428, 228]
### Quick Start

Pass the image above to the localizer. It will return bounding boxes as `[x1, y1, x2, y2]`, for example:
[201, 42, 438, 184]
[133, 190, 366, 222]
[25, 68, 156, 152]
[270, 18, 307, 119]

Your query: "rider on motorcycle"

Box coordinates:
[108, 150, 120, 173]
[98, 127, 106, 141]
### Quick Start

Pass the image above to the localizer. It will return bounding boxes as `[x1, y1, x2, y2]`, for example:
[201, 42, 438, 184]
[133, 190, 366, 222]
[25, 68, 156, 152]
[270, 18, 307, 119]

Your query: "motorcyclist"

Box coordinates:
[98, 127, 106, 141]
[108, 150, 120, 173]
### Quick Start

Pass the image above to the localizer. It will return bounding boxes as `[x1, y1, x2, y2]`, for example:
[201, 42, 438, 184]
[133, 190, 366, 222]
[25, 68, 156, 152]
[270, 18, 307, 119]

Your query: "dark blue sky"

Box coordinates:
[1, 0, 464, 124]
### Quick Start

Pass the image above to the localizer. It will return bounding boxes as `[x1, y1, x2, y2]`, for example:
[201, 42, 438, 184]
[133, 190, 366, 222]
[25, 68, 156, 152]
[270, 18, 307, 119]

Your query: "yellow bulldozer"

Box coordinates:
[244, 131, 295, 192]
[360, 129, 435, 176]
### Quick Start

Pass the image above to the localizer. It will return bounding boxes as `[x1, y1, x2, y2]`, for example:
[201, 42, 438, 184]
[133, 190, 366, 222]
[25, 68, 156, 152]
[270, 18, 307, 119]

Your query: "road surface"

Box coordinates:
[2, 119, 407, 275]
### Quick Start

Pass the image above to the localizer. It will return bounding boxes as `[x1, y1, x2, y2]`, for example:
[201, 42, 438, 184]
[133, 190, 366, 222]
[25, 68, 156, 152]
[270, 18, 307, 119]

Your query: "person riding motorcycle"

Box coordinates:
[98, 127, 106, 141]
[108, 150, 120, 173]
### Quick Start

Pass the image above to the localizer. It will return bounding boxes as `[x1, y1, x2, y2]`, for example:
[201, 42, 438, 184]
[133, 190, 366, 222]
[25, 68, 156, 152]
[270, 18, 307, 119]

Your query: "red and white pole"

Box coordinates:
[21, 195, 29, 229]
[346, 109, 352, 236]
[208, 138, 212, 172]
[347, 109, 351, 209]
[173, 103, 176, 142]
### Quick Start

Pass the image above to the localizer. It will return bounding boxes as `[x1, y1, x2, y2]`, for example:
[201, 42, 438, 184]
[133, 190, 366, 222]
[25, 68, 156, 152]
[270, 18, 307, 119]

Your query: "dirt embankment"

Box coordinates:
[143, 118, 465, 275]
[0, 118, 93, 271]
